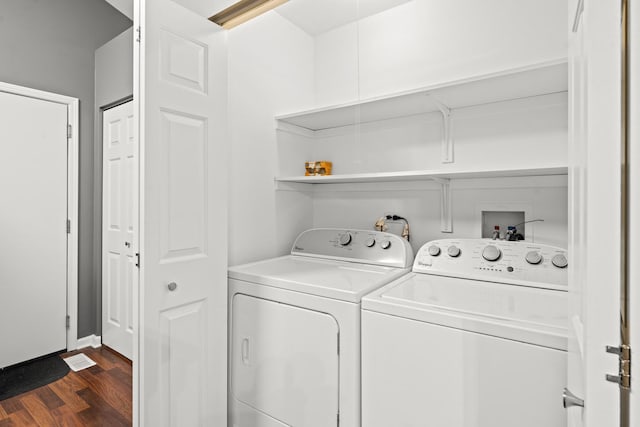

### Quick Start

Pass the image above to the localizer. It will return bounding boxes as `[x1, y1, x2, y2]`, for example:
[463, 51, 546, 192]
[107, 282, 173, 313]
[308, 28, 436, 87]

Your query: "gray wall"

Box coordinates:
[0, 0, 132, 337]
[94, 28, 134, 335]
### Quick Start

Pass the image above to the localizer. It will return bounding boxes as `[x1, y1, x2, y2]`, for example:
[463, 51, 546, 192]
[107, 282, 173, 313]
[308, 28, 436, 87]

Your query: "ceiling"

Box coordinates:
[102, 0, 410, 35]
[276, 0, 410, 36]
[104, 0, 133, 19]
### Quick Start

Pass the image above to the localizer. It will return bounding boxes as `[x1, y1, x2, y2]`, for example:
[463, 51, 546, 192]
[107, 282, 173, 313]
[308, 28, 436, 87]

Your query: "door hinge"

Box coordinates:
[66, 219, 71, 234]
[135, 252, 140, 268]
[136, 26, 141, 43]
[337, 412, 340, 426]
[67, 124, 72, 139]
[605, 344, 631, 388]
[66, 315, 70, 329]
[337, 332, 340, 355]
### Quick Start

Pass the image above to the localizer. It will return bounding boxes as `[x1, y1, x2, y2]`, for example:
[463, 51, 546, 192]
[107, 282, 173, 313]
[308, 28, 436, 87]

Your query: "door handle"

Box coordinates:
[241, 338, 250, 365]
[125, 241, 131, 248]
[563, 387, 584, 408]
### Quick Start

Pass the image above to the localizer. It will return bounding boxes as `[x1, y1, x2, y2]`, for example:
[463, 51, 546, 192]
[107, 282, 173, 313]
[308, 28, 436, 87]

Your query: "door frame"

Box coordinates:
[0, 81, 80, 352]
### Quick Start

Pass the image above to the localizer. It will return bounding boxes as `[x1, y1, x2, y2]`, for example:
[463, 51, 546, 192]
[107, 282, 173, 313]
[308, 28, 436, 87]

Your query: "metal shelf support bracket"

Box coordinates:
[428, 95, 454, 164]
[432, 177, 452, 232]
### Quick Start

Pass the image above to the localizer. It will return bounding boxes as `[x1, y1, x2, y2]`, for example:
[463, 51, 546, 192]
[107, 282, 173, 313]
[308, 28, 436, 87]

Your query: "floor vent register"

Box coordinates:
[63, 353, 97, 372]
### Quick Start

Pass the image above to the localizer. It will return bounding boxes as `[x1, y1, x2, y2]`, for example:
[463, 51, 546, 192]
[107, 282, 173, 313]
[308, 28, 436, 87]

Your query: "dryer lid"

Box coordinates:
[362, 273, 568, 350]
[229, 255, 410, 303]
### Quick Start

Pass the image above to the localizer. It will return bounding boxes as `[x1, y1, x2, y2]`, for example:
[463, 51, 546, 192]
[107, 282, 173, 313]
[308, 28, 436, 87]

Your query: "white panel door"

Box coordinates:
[231, 295, 339, 427]
[135, 0, 228, 425]
[567, 0, 587, 426]
[103, 100, 135, 360]
[0, 91, 68, 368]
[567, 0, 622, 425]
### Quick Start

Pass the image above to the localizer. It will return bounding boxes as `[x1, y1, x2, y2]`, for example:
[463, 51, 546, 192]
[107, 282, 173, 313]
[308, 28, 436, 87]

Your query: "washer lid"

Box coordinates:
[362, 273, 568, 350]
[228, 255, 410, 303]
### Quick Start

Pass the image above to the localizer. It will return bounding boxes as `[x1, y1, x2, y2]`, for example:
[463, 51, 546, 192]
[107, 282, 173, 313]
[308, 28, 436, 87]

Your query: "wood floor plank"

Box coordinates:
[57, 371, 89, 392]
[107, 367, 132, 390]
[35, 386, 64, 410]
[0, 397, 23, 415]
[77, 368, 130, 418]
[20, 394, 60, 427]
[47, 381, 90, 413]
[50, 405, 86, 427]
[6, 410, 37, 427]
[76, 388, 129, 427]
[0, 403, 8, 420]
[100, 347, 131, 367]
[0, 418, 14, 427]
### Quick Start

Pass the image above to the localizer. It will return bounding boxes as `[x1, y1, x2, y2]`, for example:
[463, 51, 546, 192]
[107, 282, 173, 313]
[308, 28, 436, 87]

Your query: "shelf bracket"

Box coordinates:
[432, 178, 452, 233]
[428, 95, 454, 164]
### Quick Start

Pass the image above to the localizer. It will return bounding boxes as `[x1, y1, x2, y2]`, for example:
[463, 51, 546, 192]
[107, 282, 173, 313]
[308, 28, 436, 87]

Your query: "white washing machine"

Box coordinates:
[228, 228, 414, 427]
[361, 239, 568, 427]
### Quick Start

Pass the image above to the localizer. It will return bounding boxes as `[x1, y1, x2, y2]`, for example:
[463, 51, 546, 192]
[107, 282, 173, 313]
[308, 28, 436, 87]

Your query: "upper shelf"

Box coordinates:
[276, 60, 568, 132]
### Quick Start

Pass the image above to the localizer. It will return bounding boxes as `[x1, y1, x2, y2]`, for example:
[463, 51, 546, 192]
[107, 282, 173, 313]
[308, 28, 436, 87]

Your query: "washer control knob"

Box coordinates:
[552, 254, 568, 269]
[447, 245, 461, 258]
[428, 245, 441, 256]
[482, 245, 501, 262]
[339, 233, 352, 246]
[525, 251, 543, 265]
[380, 240, 391, 250]
[365, 237, 376, 248]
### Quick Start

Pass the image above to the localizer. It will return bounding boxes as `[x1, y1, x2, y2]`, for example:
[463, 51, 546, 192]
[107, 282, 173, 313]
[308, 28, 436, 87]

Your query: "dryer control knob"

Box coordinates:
[339, 233, 352, 246]
[525, 251, 543, 265]
[482, 245, 501, 262]
[428, 245, 441, 256]
[380, 240, 391, 250]
[447, 245, 461, 258]
[365, 237, 376, 247]
[552, 254, 568, 269]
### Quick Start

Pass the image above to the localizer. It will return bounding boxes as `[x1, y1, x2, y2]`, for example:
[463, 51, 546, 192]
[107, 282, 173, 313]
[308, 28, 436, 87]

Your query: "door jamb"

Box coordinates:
[0, 81, 80, 352]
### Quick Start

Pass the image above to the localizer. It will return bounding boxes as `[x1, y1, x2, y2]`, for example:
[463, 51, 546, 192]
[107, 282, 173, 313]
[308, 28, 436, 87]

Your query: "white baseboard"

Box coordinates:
[76, 334, 102, 349]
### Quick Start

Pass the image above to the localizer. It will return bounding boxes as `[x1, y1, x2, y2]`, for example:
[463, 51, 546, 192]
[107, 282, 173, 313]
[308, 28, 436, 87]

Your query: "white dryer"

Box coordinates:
[361, 239, 569, 427]
[228, 228, 414, 427]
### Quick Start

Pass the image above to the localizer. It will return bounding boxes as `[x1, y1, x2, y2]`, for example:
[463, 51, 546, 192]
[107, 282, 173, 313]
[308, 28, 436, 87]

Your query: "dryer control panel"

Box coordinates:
[413, 239, 567, 290]
[291, 228, 414, 269]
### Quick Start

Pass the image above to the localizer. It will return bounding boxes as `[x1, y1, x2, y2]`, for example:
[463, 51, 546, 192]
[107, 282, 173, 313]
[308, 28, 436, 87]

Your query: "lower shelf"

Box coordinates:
[275, 166, 568, 185]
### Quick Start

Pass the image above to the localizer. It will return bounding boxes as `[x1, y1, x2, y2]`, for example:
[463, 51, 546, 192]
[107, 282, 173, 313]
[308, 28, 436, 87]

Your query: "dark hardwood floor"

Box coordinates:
[0, 347, 132, 426]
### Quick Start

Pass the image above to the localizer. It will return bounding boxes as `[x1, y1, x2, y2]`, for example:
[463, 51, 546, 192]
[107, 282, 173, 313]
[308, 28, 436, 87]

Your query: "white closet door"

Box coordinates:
[102, 100, 135, 360]
[567, 0, 587, 425]
[136, 0, 228, 425]
[0, 91, 68, 368]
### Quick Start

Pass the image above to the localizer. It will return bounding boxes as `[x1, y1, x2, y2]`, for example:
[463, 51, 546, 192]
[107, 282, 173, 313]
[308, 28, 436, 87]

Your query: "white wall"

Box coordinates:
[311, 176, 568, 254]
[316, 0, 568, 105]
[229, 0, 569, 265]
[0, 0, 131, 337]
[227, 11, 315, 266]
[304, 0, 570, 252]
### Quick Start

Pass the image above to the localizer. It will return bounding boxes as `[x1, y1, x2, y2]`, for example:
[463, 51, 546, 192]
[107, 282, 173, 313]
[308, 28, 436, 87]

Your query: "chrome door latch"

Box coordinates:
[563, 388, 584, 408]
[605, 344, 631, 389]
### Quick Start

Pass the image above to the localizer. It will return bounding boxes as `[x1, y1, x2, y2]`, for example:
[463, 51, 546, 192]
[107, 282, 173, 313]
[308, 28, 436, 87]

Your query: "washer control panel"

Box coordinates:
[414, 239, 568, 289]
[291, 228, 414, 268]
